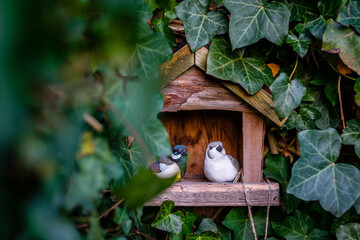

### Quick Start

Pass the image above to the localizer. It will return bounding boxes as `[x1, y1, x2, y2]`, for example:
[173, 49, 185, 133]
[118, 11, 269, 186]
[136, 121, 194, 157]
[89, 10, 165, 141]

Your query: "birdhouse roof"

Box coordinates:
[160, 45, 284, 127]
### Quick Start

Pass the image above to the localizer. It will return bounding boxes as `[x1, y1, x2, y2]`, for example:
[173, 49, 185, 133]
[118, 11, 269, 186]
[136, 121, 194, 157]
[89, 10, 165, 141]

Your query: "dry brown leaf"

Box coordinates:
[267, 63, 280, 77]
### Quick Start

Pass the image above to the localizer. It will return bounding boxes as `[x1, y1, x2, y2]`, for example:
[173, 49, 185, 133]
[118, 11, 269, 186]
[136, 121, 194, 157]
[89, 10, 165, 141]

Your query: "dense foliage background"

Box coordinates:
[1, 0, 360, 239]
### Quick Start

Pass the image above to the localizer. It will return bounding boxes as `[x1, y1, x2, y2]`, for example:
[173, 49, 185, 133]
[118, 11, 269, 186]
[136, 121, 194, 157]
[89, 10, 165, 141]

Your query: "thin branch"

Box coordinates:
[338, 75, 346, 129]
[289, 56, 299, 81]
[76, 199, 124, 229]
[281, 138, 296, 156]
[131, 229, 157, 240]
[211, 207, 225, 221]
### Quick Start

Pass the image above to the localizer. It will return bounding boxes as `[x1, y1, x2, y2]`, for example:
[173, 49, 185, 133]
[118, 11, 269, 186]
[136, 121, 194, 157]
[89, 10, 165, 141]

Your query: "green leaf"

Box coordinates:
[286, 111, 315, 131]
[342, 119, 360, 158]
[309, 94, 340, 129]
[186, 231, 221, 240]
[318, 0, 344, 20]
[286, 29, 313, 58]
[175, 0, 228, 51]
[112, 168, 175, 208]
[207, 37, 273, 95]
[224, 0, 290, 49]
[88, 214, 105, 240]
[217, 225, 231, 240]
[342, 119, 360, 145]
[272, 210, 328, 240]
[151, 200, 182, 234]
[355, 77, 360, 106]
[338, 1, 360, 34]
[264, 154, 301, 214]
[123, 32, 173, 81]
[354, 197, 360, 214]
[330, 208, 360, 234]
[287, 128, 360, 217]
[120, 141, 146, 176]
[152, 18, 176, 47]
[223, 0, 290, 49]
[322, 20, 360, 75]
[310, 66, 339, 106]
[222, 208, 266, 240]
[287, 0, 317, 22]
[182, 210, 197, 235]
[195, 218, 217, 234]
[336, 223, 360, 240]
[136, 1, 153, 40]
[114, 208, 132, 234]
[269, 73, 306, 119]
[305, 17, 327, 39]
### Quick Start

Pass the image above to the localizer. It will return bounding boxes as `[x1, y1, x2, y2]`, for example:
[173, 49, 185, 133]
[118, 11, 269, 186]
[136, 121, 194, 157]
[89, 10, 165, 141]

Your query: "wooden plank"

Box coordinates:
[160, 111, 242, 176]
[194, 47, 284, 127]
[242, 112, 265, 182]
[160, 44, 194, 86]
[145, 182, 280, 206]
[161, 67, 256, 112]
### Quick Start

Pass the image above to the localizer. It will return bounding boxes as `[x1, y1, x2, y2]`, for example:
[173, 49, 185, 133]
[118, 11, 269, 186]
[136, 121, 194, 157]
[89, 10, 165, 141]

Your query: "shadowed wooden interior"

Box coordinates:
[160, 110, 242, 181]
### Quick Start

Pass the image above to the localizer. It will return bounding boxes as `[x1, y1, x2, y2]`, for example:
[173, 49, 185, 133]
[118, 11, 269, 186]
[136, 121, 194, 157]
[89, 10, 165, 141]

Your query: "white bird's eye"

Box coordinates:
[209, 146, 213, 150]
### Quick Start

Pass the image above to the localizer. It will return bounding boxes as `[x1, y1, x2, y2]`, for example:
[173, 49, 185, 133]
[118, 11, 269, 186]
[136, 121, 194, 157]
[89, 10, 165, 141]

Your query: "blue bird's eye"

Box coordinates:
[174, 151, 178, 155]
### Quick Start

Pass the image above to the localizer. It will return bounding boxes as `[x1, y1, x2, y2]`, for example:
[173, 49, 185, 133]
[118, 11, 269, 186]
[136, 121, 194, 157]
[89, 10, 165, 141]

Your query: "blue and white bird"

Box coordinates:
[204, 141, 240, 182]
[151, 145, 188, 182]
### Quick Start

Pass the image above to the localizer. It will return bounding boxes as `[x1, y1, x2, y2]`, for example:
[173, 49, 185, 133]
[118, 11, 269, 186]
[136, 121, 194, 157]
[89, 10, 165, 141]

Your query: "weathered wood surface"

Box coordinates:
[145, 182, 280, 206]
[242, 112, 266, 182]
[161, 67, 256, 112]
[194, 47, 284, 127]
[160, 111, 242, 176]
[160, 44, 194, 86]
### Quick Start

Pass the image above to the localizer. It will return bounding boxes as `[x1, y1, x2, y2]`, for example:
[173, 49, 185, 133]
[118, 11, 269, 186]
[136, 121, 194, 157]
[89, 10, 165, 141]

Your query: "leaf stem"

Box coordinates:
[289, 55, 298, 81]
[338, 75, 346, 129]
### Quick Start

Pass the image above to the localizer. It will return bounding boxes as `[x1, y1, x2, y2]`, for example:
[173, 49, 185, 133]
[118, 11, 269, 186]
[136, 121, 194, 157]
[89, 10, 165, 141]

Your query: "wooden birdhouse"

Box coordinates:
[145, 45, 283, 208]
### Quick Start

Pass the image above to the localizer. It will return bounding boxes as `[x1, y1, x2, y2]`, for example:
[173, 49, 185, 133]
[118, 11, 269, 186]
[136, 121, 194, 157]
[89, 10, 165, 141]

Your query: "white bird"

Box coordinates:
[204, 141, 241, 182]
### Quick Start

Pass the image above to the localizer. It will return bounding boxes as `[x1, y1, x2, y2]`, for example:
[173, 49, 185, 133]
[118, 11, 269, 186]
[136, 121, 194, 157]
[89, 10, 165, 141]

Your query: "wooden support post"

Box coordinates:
[242, 112, 265, 182]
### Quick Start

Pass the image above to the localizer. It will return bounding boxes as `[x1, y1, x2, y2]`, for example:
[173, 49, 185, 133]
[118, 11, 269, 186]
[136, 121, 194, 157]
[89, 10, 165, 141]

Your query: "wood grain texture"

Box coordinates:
[242, 112, 265, 182]
[161, 67, 255, 112]
[194, 47, 283, 127]
[160, 111, 242, 177]
[160, 44, 193, 86]
[145, 182, 280, 206]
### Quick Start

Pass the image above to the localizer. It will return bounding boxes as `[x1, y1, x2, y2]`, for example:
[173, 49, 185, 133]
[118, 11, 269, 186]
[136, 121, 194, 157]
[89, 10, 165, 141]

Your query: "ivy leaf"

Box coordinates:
[354, 197, 360, 214]
[123, 32, 173, 81]
[182, 210, 197, 235]
[341, 119, 360, 158]
[195, 218, 217, 234]
[287, 128, 360, 217]
[336, 223, 360, 240]
[272, 210, 329, 240]
[152, 18, 176, 47]
[207, 37, 273, 95]
[151, 200, 182, 234]
[330, 208, 360, 234]
[287, 0, 317, 22]
[310, 66, 339, 106]
[322, 20, 360, 75]
[114, 208, 132, 234]
[286, 29, 313, 58]
[269, 72, 306, 120]
[355, 77, 360, 106]
[285, 106, 321, 131]
[223, 0, 290, 49]
[186, 231, 221, 240]
[338, 1, 360, 34]
[217, 225, 231, 240]
[136, 1, 153, 40]
[305, 16, 327, 40]
[264, 154, 301, 214]
[309, 94, 340, 129]
[318, 0, 344, 20]
[175, 0, 228, 51]
[112, 168, 175, 208]
[222, 208, 266, 240]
